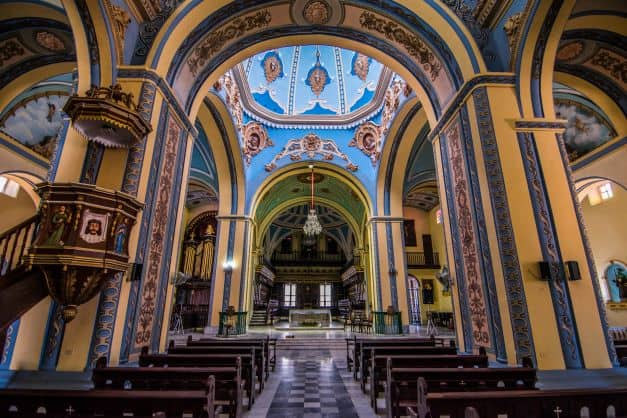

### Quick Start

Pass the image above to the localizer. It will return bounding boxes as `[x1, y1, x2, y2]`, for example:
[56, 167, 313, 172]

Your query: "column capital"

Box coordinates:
[367, 216, 405, 225]
[216, 214, 255, 224]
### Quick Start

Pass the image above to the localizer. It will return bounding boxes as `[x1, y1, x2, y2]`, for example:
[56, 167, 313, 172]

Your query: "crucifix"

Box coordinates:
[553, 406, 562, 418]
[65, 405, 75, 416]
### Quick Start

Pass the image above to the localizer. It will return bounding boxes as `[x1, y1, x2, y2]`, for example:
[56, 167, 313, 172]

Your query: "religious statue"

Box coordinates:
[45, 205, 70, 246]
[114, 219, 128, 254]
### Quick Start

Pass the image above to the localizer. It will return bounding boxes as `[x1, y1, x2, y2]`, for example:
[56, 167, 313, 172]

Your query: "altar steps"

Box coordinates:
[248, 310, 268, 327]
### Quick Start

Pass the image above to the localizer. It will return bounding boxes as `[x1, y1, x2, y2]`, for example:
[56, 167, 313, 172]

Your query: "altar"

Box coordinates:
[288, 309, 332, 327]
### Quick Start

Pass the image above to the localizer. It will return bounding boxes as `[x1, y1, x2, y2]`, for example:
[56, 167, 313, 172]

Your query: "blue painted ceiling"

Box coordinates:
[232, 45, 394, 127]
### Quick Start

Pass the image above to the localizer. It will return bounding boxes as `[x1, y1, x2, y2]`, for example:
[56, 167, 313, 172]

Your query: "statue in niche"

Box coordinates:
[114, 219, 128, 254]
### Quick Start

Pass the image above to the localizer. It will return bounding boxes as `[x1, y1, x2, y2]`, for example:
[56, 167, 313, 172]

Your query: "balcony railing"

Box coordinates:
[405, 251, 440, 268]
[0, 215, 38, 277]
[270, 251, 346, 266]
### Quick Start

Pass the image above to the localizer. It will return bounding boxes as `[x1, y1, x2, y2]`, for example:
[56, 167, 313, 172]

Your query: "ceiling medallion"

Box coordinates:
[556, 41, 584, 62]
[261, 51, 284, 84]
[35, 31, 65, 51]
[265, 133, 358, 172]
[303, 0, 331, 25]
[349, 121, 382, 165]
[351, 53, 371, 81]
[242, 122, 273, 165]
[306, 49, 331, 96]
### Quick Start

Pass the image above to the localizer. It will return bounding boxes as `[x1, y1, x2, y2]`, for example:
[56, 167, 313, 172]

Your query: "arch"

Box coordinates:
[255, 197, 363, 252]
[378, 100, 429, 216]
[0, 170, 43, 205]
[515, 0, 575, 118]
[196, 96, 246, 216]
[249, 161, 373, 222]
[147, 1, 485, 126]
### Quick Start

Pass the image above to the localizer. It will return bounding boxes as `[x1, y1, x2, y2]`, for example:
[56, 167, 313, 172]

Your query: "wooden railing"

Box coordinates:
[405, 251, 440, 268]
[271, 251, 346, 266]
[0, 215, 38, 277]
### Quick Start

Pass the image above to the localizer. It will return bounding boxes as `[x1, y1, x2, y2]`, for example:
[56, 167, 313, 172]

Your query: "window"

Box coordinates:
[320, 284, 332, 307]
[284, 283, 296, 307]
[436, 209, 442, 224]
[0, 176, 19, 198]
[600, 183, 613, 200]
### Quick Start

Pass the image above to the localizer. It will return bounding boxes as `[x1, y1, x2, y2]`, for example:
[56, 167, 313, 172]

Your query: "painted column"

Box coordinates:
[433, 81, 612, 368]
[206, 215, 253, 330]
[366, 217, 411, 330]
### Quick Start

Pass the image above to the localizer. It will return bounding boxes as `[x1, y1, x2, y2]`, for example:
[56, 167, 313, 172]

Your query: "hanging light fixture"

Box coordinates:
[303, 164, 322, 237]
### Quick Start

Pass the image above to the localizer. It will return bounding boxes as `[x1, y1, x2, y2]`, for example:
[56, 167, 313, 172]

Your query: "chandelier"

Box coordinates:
[303, 164, 322, 237]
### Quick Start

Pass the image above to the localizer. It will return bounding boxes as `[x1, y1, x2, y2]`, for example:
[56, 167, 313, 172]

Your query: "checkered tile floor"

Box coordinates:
[265, 349, 359, 418]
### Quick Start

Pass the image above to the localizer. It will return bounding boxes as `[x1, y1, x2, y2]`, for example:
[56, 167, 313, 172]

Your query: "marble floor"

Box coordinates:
[244, 341, 379, 418]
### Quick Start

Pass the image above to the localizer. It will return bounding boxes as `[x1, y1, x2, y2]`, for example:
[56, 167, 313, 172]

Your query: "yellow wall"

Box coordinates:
[581, 185, 627, 327]
[0, 189, 37, 233]
[10, 297, 52, 370]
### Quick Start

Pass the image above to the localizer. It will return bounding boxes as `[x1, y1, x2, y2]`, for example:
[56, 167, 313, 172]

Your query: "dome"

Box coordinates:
[230, 45, 394, 127]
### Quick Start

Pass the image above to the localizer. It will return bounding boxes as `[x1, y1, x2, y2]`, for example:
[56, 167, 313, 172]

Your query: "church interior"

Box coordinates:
[0, 0, 625, 416]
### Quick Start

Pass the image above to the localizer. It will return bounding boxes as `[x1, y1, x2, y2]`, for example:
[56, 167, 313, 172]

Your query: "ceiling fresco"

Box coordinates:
[254, 172, 366, 226]
[213, 45, 413, 208]
[232, 45, 393, 126]
[187, 122, 218, 207]
[0, 25, 75, 89]
[0, 73, 73, 159]
[264, 204, 354, 259]
[553, 83, 618, 162]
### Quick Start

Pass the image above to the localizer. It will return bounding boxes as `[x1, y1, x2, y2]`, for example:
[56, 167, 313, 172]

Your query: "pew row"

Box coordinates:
[187, 335, 277, 373]
[139, 347, 256, 410]
[407, 378, 627, 418]
[92, 360, 243, 418]
[0, 383, 215, 417]
[368, 354, 488, 411]
[386, 361, 537, 418]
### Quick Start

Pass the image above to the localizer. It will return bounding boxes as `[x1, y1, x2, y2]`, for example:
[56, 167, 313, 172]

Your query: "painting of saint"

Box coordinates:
[79, 210, 109, 244]
[403, 219, 417, 247]
[45, 205, 70, 246]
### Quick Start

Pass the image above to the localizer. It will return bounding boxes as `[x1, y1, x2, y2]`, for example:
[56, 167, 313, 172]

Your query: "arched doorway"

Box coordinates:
[407, 275, 421, 325]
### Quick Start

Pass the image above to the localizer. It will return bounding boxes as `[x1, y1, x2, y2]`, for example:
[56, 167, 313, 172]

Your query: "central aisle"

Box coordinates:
[244, 339, 379, 418]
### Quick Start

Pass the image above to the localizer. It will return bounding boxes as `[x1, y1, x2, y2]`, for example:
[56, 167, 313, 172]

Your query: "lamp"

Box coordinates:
[223, 260, 235, 272]
[303, 164, 322, 237]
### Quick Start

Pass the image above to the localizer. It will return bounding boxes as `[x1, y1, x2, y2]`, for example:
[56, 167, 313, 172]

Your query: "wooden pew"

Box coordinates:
[139, 348, 257, 410]
[0, 384, 215, 417]
[186, 335, 277, 376]
[346, 336, 446, 373]
[350, 337, 449, 380]
[407, 378, 627, 418]
[386, 360, 537, 418]
[167, 344, 266, 392]
[92, 360, 243, 418]
[368, 353, 488, 411]
[359, 344, 458, 387]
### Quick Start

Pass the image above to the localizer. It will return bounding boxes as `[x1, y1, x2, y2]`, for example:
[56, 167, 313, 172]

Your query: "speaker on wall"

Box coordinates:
[565, 261, 581, 281]
[539, 261, 551, 281]
[128, 263, 143, 282]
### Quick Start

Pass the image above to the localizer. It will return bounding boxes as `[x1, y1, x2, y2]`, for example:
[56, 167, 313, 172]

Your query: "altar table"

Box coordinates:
[289, 309, 332, 327]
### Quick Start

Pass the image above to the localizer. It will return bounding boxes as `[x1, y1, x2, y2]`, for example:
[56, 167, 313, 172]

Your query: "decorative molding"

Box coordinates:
[0, 320, 19, 369]
[514, 119, 567, 131]
[39, 302, 65, 370]
[571, 136, 627, 171]
[80, 142, 105, 184]
[349, 121, 381, 165]
[473, 87, 535, 364]
[265, 133, 358, 172]
[441, 0, 488, 49]
[87, 271, 124, 367]
[133, 115, 181, 348]
[291, 0, 344, 26]
[116, 68, 197, 136]
[428, 74, 516, 142]
[132, 0, 183, 62]
[503, 12, 523, 60]
[459, 105, 506, 361]
[446, 120, 490, 348]
[103, 0, 131, 63]
[517, 131, 583, 368]
[187, 10, 272, 77]
[242, 122, 272, 165]
[439, 134, 473, 351]
[359, 11, 442, 81]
